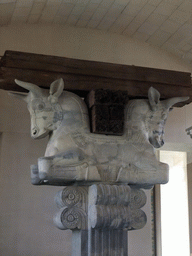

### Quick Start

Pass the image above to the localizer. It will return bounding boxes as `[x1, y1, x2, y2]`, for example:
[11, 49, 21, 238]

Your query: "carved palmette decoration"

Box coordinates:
[54, 186, 88, 230]
[88, 184, 147, 230]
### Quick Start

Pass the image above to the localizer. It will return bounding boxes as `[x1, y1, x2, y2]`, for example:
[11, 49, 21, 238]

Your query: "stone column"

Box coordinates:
[54, 184, 147, 256]
[12, 77, 189, 256]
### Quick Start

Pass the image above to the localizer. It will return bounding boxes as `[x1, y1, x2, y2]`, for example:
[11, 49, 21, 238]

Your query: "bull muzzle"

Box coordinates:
[31, 127, 39, 138]
[149, 134, 164, 148]
[31, 126, 50, 139]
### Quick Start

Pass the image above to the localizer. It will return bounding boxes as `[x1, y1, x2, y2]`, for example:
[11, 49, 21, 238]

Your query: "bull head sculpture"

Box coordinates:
[146, 87, 189, 148]
[11, 78, 64, 139]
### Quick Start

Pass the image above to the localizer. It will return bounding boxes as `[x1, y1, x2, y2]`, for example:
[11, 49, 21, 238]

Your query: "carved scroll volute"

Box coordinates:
[129, 188, 147, 230]
[54, 187, 88, 230]
[130, 188, 147, 209]
[88, 184, 147, 230]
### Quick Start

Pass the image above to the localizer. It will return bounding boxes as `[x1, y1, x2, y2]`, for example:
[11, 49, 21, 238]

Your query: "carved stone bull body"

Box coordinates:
[12, 78, 188, 186]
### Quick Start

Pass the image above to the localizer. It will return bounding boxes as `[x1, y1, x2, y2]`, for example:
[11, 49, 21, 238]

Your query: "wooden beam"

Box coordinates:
[0, 50, 191, 104]
[1, 50, 191, 86]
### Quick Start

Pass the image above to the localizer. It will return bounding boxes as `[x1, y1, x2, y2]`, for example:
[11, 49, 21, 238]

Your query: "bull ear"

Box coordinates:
[8, 92, 28, 103]
[148, 87, 160, 111]
[49, 78, 64, 103]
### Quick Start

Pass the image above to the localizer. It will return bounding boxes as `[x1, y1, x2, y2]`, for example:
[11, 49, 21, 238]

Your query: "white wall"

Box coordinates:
[0, 90, 72, 256]
[188, 163, 192, 252]
[0, 24, 191, 73]
[162, 103, 192, 154]
[1, 24, 192, 256]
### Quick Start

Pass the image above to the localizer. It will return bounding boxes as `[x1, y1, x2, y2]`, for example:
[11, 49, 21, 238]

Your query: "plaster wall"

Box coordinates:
[163, 103, 192, 150]
[0, 24, 191, 73]
[0, 90, 71, 256]
[0, 24, 192, 255]
[188, 163, 192, 253]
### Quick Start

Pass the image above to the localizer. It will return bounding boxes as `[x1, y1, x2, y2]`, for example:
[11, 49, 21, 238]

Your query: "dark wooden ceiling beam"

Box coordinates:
[0, 50, 191, 105]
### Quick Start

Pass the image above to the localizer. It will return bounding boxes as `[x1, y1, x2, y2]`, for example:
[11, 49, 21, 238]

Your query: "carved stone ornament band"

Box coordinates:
[54, 185, 146, 231]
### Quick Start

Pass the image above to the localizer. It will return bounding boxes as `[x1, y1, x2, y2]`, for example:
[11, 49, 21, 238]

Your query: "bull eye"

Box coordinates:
[37, 103, 45, 110]
[31, 99, 45, 111]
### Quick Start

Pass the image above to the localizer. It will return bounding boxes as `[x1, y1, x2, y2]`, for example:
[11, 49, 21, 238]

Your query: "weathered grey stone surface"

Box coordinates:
[54, 186, 88, 230]
[54, 185, 146, 231]
[11, 78, 188, 187]
[54, 184, 146, 255]
[10, 78, 189, 256]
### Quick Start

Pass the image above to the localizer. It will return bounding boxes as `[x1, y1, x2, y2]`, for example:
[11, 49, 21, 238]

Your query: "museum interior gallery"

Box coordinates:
[1, 1, 192, 256]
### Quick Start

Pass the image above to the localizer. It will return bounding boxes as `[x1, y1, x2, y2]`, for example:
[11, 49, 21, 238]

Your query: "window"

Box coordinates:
[159, 151, 190, 256]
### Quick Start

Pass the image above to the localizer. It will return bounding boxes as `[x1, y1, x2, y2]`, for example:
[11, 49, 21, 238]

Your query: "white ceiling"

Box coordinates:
[1, 0, 192, 64]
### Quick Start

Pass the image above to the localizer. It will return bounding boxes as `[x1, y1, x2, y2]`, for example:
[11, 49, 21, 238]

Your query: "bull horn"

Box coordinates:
[15, 79, 42, 96]
[163, 96, 189, 109]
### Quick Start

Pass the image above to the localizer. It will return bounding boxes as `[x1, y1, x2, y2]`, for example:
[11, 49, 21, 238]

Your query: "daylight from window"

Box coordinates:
[160, 151, 190, 256]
